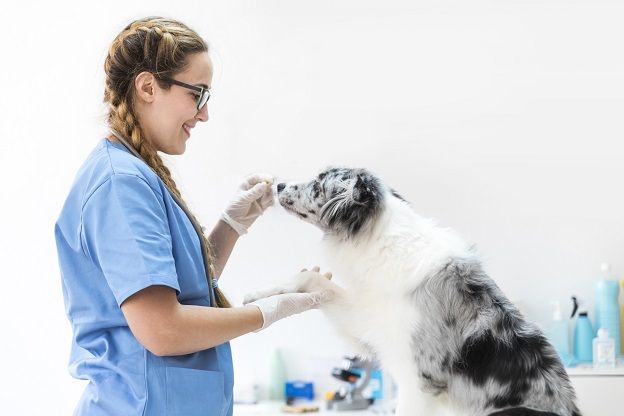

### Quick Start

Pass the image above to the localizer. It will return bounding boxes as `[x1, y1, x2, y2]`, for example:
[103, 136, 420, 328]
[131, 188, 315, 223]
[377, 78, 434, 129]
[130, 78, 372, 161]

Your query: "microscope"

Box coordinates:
[326, 356, 375, 411]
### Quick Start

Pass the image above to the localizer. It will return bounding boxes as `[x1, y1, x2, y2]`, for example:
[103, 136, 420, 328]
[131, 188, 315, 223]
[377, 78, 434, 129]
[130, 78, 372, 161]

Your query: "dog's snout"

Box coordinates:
[277, 183, 286, 193]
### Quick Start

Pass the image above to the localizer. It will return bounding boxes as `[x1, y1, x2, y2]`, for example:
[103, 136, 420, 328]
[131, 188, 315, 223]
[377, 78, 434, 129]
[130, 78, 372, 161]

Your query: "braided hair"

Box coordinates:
[104, 16, 231, 308]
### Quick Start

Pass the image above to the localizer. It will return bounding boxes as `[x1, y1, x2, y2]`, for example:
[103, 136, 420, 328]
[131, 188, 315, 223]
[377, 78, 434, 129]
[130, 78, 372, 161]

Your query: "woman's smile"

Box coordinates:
[183, 122, 194, 138]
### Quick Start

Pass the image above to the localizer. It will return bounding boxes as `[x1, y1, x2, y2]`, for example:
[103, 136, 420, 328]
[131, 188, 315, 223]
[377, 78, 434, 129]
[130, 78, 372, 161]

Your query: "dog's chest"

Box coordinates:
[345, 283, 417, 348]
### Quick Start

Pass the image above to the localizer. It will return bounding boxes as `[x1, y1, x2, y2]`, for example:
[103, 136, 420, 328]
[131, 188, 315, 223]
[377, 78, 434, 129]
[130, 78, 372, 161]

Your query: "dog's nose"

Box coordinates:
[277, 183, 286, 193]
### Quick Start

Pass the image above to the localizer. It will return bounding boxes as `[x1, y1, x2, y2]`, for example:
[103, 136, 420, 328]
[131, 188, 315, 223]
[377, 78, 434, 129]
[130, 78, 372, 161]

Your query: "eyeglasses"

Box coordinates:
[160, 76, 210, 111]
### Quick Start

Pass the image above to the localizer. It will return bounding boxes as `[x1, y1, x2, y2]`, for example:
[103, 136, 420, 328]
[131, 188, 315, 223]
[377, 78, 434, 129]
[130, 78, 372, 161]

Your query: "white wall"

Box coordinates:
[1, 0, 623, 414]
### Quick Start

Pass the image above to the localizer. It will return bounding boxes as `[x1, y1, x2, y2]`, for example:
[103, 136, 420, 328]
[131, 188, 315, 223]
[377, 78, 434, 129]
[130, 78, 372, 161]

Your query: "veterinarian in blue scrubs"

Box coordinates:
[55, 17, 333, 416]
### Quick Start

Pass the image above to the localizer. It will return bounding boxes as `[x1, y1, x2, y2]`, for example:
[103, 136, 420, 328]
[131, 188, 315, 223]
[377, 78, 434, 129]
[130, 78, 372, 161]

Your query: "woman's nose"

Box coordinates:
[277, 183, 286, 193]
[196, 104, 209, 122]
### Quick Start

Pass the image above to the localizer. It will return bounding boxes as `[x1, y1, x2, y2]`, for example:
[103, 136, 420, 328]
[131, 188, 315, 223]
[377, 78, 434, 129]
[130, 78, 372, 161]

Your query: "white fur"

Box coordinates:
[264, 169, 580, 416]
[317, 196, 473, 415]
[247, 195, 473, 415]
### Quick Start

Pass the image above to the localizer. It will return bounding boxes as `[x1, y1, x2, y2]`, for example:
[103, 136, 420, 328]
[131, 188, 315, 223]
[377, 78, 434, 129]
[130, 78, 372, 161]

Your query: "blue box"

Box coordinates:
[285, 380, 314, 400]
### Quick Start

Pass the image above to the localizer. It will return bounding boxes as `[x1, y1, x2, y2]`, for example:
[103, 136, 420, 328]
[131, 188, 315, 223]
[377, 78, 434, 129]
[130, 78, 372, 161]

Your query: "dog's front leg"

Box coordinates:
[242, 284, 298, 304]
[315, 290, 378, 359]
[280, 273, 376, 358]
[243, 269, 334, 304]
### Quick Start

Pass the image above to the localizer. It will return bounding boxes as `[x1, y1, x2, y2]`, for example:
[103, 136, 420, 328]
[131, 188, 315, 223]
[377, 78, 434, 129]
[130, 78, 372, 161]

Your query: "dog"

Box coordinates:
[246, 167, 581, 416]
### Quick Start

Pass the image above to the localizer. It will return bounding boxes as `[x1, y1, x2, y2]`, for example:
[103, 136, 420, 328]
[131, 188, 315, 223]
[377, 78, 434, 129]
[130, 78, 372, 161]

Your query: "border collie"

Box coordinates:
[249, 167, 581, 416]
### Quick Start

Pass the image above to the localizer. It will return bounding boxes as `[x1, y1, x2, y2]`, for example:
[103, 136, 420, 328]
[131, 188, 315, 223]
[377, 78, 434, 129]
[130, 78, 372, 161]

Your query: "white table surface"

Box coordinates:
[234, 366, 624, 416]
[234, 401, 394, 415]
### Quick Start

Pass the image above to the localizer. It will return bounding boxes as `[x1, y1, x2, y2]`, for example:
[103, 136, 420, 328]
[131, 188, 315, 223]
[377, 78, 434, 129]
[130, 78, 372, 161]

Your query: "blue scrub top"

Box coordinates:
[55, 139, 234, 416]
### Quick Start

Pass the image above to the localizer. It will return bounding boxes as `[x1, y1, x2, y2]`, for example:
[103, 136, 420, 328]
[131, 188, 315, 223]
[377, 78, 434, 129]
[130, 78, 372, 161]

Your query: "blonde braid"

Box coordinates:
[104, 17, 231, 308]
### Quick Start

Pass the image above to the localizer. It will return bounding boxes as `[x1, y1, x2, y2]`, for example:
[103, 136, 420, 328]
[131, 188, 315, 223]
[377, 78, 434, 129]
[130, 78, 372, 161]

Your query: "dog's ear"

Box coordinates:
[353, 174, 375, 204]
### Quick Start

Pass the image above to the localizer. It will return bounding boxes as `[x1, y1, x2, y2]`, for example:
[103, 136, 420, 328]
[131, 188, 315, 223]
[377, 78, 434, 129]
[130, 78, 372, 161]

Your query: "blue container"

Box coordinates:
[595, 279, 621, 355]
[573, 311, 594, 363]
[285, 381, 314, 401]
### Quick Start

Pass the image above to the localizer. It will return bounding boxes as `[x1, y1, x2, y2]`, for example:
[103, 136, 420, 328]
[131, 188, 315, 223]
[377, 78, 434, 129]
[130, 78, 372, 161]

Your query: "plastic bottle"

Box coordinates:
[573, 308, 594, 363]
[268, 348, 287, 400]
[368, 367, 383, 400]
[595, 263, 621, 355]
[620, 279, 624, 355]
[549, 301, 571, 364]
[593, 328, 616, 369]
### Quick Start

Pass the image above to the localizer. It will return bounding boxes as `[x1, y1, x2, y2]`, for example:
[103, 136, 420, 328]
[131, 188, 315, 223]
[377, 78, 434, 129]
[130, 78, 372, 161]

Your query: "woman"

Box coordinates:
[55, 16, 333, 416]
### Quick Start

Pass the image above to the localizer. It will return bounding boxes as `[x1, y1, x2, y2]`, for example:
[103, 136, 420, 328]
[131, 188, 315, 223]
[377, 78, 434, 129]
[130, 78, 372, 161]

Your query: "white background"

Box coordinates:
[1, 0, 623, 414]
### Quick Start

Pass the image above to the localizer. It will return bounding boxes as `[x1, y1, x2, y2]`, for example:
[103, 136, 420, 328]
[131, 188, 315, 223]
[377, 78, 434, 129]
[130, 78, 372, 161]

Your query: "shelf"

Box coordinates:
[566, 362, 624, 376]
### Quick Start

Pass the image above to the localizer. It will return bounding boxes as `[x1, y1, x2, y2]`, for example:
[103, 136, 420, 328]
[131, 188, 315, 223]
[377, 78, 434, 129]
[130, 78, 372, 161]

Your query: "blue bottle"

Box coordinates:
[573, 309, 594, 363]
[595, 263, 621, 355]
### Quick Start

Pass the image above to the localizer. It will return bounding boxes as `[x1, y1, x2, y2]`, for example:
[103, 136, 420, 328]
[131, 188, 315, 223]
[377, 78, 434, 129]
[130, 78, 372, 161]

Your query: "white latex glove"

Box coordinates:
[221, 173, 275, 236]
[243, 268, 336, 331]
[244, 291, 330, 331]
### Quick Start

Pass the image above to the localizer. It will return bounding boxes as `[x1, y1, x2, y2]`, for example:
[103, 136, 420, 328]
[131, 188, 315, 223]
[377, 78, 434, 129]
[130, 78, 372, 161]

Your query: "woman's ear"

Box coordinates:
[134, 71, 156, 104]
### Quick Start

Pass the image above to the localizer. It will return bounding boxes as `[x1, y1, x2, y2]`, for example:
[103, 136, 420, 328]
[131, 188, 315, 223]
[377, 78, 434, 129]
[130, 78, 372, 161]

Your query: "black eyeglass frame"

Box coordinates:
[160, 76, 210, 111]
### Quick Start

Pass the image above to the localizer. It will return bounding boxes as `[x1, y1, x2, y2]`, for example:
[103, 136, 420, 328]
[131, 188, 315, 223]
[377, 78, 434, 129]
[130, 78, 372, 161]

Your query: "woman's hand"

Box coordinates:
[243, 291, 332, 331]
[220, 173, 275, 235]
[242, 267, 341, 331]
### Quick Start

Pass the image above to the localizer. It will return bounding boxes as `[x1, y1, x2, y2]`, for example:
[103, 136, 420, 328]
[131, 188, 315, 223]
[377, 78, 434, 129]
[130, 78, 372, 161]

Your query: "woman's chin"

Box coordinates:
[161, 141, 186, 156]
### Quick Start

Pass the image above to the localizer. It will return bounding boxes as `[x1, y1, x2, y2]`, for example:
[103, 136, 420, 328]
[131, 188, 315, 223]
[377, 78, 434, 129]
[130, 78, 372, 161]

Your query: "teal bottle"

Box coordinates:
[573, 310, 594, 363]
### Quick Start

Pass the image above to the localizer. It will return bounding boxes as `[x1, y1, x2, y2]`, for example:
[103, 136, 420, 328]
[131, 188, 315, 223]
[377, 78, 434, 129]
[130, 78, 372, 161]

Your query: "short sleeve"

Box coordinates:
[81, 174, 181, 305]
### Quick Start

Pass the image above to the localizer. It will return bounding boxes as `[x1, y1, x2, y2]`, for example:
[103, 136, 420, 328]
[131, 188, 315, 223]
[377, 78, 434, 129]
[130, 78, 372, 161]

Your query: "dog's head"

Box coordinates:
[277, 167, 387, 239]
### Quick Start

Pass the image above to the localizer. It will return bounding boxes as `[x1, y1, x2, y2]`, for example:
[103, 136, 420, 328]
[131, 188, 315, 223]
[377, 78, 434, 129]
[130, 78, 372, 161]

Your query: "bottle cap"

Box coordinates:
[597, 328, 611, 340]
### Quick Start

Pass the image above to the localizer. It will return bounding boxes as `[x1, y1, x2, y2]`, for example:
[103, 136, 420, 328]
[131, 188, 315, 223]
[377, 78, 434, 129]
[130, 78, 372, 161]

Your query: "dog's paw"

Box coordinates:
[242, 285, 294, 304]
[242, 291, 261, 305]
[293, 271, 340, 297]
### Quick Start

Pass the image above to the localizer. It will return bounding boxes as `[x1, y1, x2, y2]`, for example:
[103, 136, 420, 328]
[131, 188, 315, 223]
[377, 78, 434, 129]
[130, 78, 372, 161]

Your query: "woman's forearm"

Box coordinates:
[207, 219, 240, 278]
[122, 285, 263, 357]
[160, 303, 262, 356]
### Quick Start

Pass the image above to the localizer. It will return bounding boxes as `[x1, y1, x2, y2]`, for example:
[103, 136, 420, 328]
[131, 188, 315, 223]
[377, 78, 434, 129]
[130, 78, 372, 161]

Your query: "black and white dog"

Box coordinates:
[248, 167, 581, 416]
